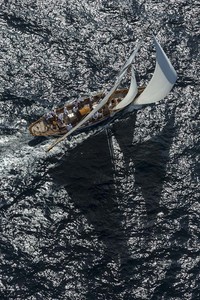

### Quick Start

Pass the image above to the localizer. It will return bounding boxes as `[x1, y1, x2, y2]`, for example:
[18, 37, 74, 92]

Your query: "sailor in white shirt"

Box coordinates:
[93, 111, 102, 120]
[64, 106, 69, 116]
[66, 123, 73, 131]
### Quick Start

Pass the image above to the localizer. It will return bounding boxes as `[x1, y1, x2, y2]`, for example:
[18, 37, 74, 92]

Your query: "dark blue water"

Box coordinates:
[0, 1, 199, 299]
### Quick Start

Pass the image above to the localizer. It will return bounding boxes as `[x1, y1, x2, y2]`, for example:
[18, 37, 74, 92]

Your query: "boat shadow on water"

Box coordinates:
[49, 106, 176, 295]
[49, 129, 133, 295]
[28, 136, 48, 147]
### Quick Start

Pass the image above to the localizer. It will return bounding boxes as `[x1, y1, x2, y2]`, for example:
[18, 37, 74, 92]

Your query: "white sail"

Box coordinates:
[134, 36, 177, 105]
[113, 66, 138, 110]
[47, 40, 141, 151]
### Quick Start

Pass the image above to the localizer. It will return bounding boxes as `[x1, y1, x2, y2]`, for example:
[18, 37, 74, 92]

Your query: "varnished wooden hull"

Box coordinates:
[29, 87, 144, 137]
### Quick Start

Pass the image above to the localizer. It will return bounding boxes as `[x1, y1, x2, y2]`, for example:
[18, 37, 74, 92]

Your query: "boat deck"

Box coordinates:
[29, 89, 129, 137]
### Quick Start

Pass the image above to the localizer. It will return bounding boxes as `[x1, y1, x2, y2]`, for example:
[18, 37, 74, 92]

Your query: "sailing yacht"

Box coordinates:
[28, 36, 177, 151]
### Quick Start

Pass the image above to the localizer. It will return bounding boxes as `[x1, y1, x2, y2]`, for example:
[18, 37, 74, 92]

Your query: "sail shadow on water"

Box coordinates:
[49, 132, 140, 296]
[112, 105, 176, 221]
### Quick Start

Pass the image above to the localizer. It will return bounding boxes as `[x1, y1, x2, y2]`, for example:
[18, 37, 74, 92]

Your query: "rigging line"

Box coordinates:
[106, 127, 116, 169]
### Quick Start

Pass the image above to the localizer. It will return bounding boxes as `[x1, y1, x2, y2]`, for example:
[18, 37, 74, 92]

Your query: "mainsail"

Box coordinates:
[47, 40, 141, 151]
[133, 36, 177, 105]
[112, 66, 138, 110]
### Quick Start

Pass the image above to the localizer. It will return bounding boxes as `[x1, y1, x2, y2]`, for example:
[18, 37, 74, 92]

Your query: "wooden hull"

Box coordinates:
[29, 87, 144, 137]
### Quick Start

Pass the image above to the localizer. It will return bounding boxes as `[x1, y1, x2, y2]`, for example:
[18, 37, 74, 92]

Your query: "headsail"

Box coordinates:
[112, 66, 138, 110]
[133, 36, 177, 105]
[47, 40, 141, 151]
